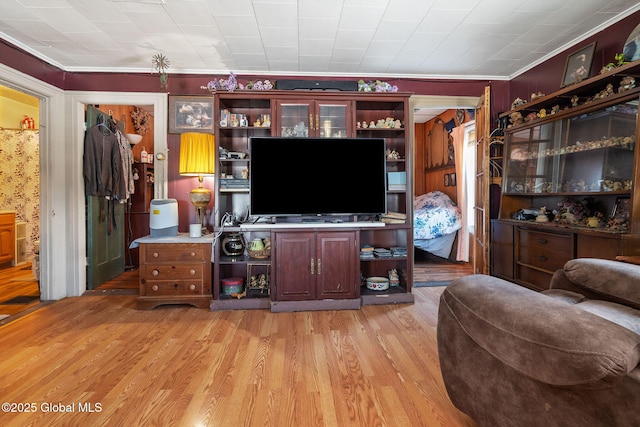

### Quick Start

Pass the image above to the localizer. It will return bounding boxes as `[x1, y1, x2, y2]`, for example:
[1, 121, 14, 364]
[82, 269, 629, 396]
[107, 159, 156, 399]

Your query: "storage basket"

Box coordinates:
[247, 248, 270, 259]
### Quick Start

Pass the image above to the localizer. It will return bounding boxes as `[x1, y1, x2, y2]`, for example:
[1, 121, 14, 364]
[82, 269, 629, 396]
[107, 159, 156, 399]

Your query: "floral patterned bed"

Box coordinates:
[413, 191, 462, 241]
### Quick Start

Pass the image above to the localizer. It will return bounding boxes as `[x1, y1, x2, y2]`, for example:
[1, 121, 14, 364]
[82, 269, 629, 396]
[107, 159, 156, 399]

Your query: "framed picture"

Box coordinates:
[623, 22, 640, 62]
[611, 196, 631, 220]
[168, 96, 214, 134]
[449, 172, 457, 186]
[561, 42, 596, 87]
[444, 174, 450, 187]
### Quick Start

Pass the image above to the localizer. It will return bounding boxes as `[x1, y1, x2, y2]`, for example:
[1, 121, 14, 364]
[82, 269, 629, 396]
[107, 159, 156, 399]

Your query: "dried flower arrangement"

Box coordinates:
[201, 72, 274, 93]
[357, 80, 398, 92]
[130, 106, 151, 136]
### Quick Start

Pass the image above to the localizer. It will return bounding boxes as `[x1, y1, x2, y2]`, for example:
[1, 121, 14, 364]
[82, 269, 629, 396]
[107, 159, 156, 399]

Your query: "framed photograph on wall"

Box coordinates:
[168, 95, 214, 134]
[561, 42, 596, 87]
[444, 174, 450, 187]
[450, 172, 457, 186]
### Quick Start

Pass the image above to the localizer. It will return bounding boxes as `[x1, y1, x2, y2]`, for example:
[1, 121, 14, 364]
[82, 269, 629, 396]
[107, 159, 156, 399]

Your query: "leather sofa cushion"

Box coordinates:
[442, 275, 640, 388]
[564, 258, 640, 308]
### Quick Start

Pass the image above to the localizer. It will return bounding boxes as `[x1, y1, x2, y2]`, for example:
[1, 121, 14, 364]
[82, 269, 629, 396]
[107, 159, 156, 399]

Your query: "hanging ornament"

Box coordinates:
[151, 53, 170, 91]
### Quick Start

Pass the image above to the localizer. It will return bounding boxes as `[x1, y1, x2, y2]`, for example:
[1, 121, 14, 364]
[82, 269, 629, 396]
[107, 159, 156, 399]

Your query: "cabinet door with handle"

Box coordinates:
[274, 231, 316, 301]
[316, 231, 358, 299]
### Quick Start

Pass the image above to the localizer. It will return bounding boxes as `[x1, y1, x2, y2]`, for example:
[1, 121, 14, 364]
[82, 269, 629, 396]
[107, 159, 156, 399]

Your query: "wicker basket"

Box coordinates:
[247, 248, 270, 259]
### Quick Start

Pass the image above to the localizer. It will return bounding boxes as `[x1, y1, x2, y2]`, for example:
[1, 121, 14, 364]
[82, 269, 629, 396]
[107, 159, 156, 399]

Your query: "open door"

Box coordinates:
[85, 105, 125, 289]
[473, 87, 491, 274]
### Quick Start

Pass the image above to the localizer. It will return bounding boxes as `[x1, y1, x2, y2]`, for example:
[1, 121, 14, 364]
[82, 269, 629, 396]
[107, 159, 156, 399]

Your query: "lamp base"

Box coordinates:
[190, 187, 211, 233]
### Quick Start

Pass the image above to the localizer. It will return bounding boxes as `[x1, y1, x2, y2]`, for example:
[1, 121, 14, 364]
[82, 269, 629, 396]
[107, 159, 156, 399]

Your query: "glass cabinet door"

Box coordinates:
[275, 100, 353, 137]
[504, 100, 636, 195]
[276, 101, 311, 137]
[316, 102, 350, 138]
[561, 101, 636, 192]
[505, 122, 562, 193]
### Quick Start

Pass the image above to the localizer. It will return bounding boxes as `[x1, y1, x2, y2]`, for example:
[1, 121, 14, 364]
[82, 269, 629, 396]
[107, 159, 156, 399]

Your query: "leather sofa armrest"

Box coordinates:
[439, 275, 640, 388]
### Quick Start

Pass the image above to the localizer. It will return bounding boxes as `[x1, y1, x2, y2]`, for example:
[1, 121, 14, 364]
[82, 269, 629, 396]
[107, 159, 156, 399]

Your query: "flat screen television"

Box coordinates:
[249, 137, 387, 218]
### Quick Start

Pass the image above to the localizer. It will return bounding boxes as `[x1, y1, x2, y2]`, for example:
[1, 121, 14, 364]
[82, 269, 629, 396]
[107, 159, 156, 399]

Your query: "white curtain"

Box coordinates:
[450, 125, 469, 262]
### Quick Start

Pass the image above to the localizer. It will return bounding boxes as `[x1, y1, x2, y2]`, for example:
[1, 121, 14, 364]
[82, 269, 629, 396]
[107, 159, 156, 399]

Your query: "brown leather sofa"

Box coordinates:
[437, 258, 640, 427]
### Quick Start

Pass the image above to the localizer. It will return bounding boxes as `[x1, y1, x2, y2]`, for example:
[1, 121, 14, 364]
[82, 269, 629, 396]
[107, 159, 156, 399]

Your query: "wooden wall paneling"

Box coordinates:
[98, 104, 154, 162]
[420, 110, 459, 203]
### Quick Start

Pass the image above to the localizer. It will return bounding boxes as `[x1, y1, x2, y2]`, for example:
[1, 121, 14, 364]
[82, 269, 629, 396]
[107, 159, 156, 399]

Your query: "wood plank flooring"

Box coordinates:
[0, 254, 475, 426]
[0, 262, 40, 317]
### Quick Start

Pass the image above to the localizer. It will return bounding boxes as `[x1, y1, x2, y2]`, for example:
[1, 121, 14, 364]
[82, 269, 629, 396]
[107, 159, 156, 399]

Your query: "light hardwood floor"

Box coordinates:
[0, 254, 475, 426]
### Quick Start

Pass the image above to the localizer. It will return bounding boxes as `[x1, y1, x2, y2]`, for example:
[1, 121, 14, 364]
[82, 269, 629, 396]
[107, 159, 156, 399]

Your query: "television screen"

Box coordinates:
[249, 137, 387, 218]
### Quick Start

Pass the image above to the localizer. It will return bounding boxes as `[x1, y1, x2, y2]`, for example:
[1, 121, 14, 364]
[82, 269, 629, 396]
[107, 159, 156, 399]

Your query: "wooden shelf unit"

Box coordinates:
[211, 90, 413, 310]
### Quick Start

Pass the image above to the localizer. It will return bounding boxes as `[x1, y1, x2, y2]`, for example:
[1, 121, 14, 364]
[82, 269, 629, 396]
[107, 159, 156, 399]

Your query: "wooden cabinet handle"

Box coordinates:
[310, 258, 315, 275]
[152, 269, 159, 276]
[151, 285, 159, 291]
[317, 258, 321, 275]
[189, 284, 196, 291]
[190, 252, 196, 257]
[173, 283, 179, 288]
[189, 269, 196, 276]
[152, 252, 159, 258]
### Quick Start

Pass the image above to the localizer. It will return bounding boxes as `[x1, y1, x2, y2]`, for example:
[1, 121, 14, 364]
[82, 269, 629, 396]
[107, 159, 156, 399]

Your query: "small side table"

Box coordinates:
[135, 234, 214, 309]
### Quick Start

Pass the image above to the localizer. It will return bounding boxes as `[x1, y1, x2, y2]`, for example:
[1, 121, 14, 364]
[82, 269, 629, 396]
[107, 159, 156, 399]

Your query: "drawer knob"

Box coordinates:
[152, 252, 159, 258]
[189, 284, 196, 291]
[538, 255, 548, 261]
[190, 252, 196, 257]
[151, 285, 159, 291]
[190, 269, 196, 276]
[152, 269, 159, 276]
[173, 283, 179, 288]
[537, 239, 548, 244]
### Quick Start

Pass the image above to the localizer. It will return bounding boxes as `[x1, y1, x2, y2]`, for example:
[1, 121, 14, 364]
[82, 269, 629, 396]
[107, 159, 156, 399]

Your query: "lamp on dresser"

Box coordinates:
[179, 132, 215, 233]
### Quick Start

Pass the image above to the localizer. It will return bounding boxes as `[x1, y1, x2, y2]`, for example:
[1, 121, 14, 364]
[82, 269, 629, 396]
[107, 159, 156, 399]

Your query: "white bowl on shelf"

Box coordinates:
[366, 276, 390, 291]
[126, 133, 143, 145]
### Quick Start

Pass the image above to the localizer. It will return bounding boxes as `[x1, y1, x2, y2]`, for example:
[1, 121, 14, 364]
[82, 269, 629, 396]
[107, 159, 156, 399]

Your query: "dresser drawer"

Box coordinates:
[144, 244, 206, 262]
[144, 263, 204, 281]
[142, 280, 204, 296]
[517, 229, 572, 272]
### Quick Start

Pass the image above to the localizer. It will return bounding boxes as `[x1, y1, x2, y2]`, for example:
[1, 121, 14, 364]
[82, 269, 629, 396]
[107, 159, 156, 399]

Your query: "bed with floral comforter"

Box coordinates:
[413, 191, 462, 258]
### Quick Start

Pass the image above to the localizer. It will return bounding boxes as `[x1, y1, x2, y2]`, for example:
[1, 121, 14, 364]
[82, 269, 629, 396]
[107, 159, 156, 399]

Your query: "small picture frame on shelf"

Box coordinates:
[561, 42, 596, 87]
[611, 196, 631, 220]
[449, 172, 457, 186]
[444, 174, 450, 187]
[168, 95, 214, 134]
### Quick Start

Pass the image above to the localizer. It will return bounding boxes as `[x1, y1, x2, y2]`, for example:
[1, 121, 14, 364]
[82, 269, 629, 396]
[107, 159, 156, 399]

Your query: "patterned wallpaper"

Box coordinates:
[0, 129, 39, 258]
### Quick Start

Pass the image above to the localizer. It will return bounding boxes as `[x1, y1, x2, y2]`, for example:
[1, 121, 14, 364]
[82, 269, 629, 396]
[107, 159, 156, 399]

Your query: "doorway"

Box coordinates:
[0, 62, 169, 303]
[410, 95, 478, 272]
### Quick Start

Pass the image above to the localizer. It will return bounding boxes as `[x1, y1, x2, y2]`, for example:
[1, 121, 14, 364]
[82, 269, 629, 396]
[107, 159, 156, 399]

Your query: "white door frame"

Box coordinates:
[68, 91, 168, 297]
[0, 62, 169, 300]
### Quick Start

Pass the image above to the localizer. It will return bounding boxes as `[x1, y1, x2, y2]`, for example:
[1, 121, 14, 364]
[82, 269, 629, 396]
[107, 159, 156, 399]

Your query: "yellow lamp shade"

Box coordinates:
[179, 132, 215, 176]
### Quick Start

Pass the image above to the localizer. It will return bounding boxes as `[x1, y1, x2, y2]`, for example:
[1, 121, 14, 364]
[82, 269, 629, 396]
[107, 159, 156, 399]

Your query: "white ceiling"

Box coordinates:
[1, 0, 639, 122]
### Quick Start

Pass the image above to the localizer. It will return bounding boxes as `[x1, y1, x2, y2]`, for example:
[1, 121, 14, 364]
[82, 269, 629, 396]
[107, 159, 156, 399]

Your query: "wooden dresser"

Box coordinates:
[136, 234, 213, 309]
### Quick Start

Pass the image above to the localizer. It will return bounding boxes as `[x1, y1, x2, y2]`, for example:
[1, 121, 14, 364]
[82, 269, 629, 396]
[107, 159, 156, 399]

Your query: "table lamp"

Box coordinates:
[179, 132, 215, 233]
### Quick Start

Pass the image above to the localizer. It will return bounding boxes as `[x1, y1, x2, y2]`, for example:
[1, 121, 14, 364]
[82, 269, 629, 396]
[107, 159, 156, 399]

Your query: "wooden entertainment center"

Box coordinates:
[491, 61, 640, 291]
[209, 90, 413, 311]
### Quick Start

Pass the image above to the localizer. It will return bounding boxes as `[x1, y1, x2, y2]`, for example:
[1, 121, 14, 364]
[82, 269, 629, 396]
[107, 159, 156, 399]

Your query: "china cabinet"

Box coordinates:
[492, 64, 640, 290]
[211, 90, 413, 310]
